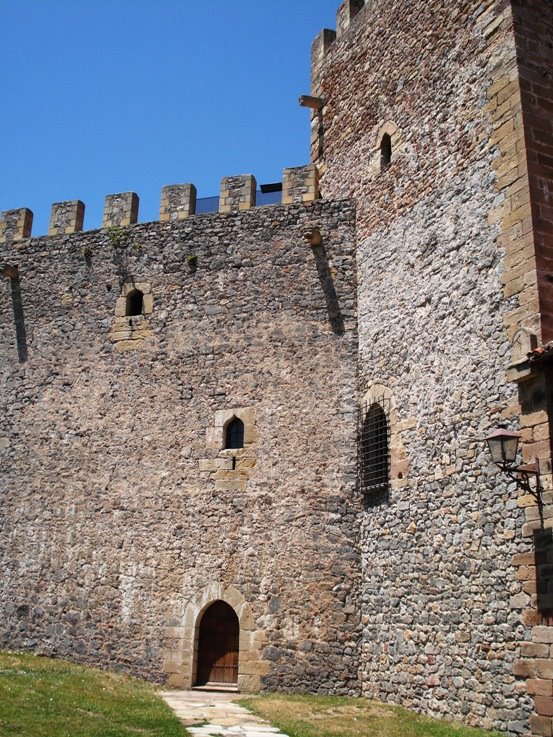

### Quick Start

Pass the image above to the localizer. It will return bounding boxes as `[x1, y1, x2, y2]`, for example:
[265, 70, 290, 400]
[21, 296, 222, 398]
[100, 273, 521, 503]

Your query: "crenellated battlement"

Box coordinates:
[310, 0, 367, 94]
[0, 164, 320, 243]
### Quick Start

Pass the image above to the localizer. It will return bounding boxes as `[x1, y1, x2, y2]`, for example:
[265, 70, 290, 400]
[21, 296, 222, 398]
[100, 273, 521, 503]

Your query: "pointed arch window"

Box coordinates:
[360, 402, 389, 494]
[225, 417, 244, 450]
[126, 289, 144, 316]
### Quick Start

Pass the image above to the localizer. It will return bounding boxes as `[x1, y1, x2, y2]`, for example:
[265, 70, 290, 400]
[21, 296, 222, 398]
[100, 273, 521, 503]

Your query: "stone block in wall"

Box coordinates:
[530, 714, 553, 737]
[282, 165, 320, 205]
[536, 696, 553, 718]
[0, 208, 33, 243]
[160, 184, 197, 222]
[528, 679, 553, 697]
[48, 200, 85, 236]
[219, 175, 256, 213]
[103, 192, 139, 228]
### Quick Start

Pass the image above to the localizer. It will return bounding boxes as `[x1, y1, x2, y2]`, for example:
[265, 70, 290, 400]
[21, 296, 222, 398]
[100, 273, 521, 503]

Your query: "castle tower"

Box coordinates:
[307, 0, 553, 733]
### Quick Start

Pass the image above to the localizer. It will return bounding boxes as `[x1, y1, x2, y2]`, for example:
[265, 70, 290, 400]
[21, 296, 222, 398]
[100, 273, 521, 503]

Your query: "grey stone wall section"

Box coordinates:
[282, 166, 320, 205]
[0, 199, 360, 694]
[312, 0, 534, 732]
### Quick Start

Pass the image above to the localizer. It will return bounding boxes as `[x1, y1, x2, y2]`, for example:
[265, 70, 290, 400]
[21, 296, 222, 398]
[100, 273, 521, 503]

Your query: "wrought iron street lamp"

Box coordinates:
[485, 428, 543, 524]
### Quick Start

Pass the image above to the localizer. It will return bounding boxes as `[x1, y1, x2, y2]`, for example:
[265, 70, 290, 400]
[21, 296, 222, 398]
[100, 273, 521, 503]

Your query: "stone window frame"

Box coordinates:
[370, 121, 402, 176]
[110, 281, 154, 350]
[361, 383, 409, 492]
[201, 407, 258, 489]
[115, 282, 153, 322]
[206, 407, 257, 456]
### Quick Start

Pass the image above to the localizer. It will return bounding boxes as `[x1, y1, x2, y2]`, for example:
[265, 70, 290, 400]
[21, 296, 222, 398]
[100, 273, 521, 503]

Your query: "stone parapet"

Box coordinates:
[282, 165, 320, 205]
[310, 29, 336, 96]
[103, 192, 139, 228]
[0, 208, 33, 243]
[219, 175, 256, 213]
[160, 184, 197, 222]
[336, 0, 365, 37]
[48, 200, 85, 236]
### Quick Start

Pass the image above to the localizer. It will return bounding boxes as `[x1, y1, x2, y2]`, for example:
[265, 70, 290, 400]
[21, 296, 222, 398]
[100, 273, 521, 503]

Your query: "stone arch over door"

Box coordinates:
[163, 582, 268, 691]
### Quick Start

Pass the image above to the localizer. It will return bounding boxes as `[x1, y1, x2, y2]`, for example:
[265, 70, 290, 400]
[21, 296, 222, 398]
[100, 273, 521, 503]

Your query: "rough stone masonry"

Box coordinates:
[1, 1, 553, 736]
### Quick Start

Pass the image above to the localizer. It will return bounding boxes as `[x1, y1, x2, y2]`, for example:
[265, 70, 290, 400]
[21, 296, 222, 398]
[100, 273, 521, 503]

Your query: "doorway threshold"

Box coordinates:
[192, 684, 239, 693]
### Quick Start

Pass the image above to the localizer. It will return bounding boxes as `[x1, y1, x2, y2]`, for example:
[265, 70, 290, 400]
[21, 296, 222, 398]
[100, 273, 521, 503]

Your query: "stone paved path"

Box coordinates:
[158, 689, 289, 737]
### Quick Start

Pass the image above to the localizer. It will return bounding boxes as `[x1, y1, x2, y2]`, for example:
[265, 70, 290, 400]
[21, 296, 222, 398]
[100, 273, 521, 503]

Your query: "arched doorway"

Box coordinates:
[195, 600, 239, 686]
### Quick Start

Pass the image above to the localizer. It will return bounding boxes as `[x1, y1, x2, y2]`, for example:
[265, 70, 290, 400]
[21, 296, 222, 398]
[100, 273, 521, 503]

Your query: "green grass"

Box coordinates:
[240, 693, 506, 737]
[0, 651, 189, 737]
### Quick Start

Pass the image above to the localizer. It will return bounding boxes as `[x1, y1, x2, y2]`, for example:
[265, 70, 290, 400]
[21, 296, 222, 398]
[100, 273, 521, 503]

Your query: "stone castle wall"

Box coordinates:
[0, 196, 361, 693]
[1, 0, 553, 734]
[307, 0, 551, 731]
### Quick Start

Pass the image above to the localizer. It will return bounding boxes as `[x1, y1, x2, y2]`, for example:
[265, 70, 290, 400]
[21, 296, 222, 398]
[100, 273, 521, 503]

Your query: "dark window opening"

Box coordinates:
[380, 133, 392, 171]
[360, 403, 389, 495]
[126, 289, 143, 316]
[225, 418, 244, 450]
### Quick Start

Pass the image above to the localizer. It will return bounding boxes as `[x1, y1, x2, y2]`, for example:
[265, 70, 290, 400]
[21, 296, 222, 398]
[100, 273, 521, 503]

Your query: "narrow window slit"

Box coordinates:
[126, 289, 144, 316]
[380, 133, 392, 171]
[225, 418, 244, 449]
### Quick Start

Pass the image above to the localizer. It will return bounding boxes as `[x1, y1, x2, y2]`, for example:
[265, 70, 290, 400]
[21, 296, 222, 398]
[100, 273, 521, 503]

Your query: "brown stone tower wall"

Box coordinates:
[0, 195, 360, 694]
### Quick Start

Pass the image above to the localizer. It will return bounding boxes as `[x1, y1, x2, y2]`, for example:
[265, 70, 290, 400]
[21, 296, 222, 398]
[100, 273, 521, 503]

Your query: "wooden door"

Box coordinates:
[196, 600, 239, 685]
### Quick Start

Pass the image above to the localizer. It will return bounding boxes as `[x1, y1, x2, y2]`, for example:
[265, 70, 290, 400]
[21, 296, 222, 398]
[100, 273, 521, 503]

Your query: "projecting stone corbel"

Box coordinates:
[303, 227, 322, 246]
[1, 264, 18, 279]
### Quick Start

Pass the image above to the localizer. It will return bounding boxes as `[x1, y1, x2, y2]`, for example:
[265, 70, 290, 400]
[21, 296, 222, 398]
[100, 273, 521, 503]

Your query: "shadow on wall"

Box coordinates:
[9, 272, 27, 363]
[535, 528, 553, 616]
[311, 244, 345, 336]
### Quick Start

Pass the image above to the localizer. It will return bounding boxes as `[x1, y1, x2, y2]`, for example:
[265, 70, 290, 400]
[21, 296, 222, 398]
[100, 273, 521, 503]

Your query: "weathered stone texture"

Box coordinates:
[309, 0, 548, 732]
[49, 200, 85, 236]
[1, 1, 552, 734]
[160, 185, 197, 222]
[103, 192, 139, 228]
[219, 175, 256, 213]
[282, 166, 320, 206]
[0, 208, 33, 243]
[0, 200, 360, 693]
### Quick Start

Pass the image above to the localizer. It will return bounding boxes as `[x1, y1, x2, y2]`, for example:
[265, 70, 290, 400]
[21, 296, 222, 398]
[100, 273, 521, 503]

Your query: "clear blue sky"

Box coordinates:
[0, 0, 341, 236]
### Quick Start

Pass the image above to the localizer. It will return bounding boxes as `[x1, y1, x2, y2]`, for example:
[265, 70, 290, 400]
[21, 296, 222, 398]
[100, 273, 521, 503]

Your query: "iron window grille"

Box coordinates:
[359, 399, 390, 496]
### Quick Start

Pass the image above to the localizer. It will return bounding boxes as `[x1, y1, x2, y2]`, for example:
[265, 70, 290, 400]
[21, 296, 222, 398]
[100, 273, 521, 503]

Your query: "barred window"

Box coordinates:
[360, 403, 389, 494]
[225, 418, 244, 449]
[126, 289, 144, 316]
